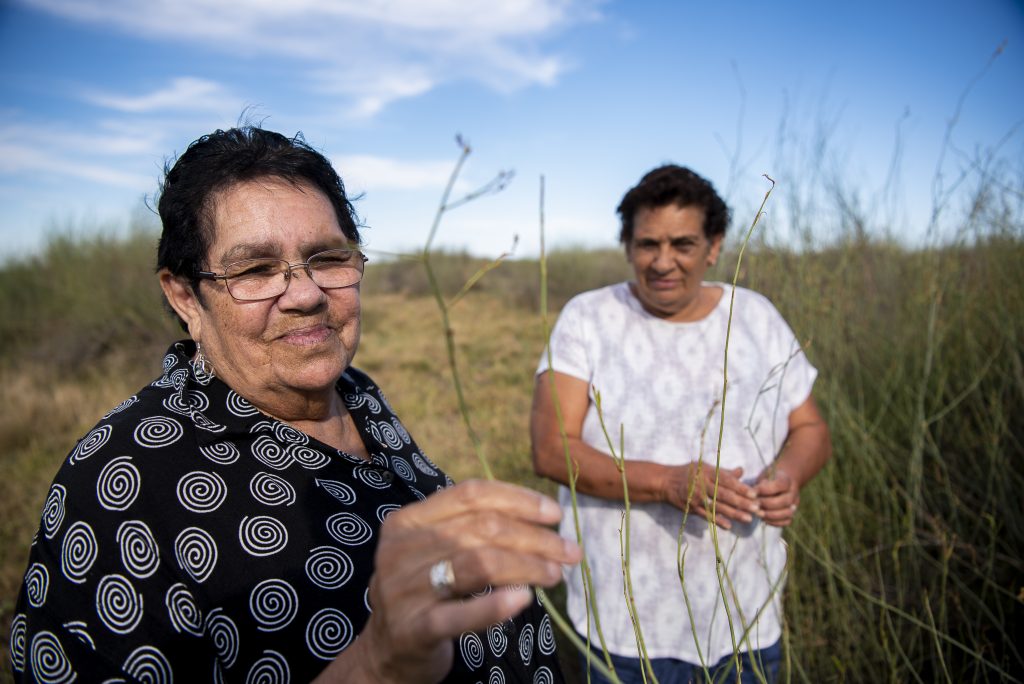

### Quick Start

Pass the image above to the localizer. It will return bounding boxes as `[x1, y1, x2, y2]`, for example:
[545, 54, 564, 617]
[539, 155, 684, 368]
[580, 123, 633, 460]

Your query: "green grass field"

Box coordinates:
[1, 227, 1021, 682]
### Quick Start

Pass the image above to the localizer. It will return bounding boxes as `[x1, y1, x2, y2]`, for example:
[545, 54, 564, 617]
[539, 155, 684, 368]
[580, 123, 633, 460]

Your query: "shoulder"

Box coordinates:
[726, 285, 789, 323]
[559, 282, 631, 317]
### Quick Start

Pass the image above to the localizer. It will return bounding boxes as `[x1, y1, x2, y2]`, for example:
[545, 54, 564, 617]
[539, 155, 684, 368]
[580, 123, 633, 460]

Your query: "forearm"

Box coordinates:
[772, 414, 832, 488]
[532, 434, 673, 504]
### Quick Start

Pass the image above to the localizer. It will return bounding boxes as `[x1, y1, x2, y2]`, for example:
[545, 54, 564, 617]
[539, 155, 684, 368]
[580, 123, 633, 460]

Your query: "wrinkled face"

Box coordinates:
[626, 204, 722, 322]
[167, 178, 360, 407]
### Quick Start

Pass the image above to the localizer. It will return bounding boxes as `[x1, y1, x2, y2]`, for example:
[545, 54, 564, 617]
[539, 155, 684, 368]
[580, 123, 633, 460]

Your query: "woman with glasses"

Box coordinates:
[10, 126, 580, 683]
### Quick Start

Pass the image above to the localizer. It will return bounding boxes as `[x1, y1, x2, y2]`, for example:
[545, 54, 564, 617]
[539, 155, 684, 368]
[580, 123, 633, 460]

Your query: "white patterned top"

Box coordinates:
[538, 282, 817, 664]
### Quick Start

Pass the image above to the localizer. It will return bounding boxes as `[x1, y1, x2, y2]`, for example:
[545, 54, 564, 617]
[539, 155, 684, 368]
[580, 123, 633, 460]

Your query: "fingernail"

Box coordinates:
[563, 538, 582, 559]
[740, 513, 752, 523]
[538, 497, 561, 519]
[791, 504, 798, 512]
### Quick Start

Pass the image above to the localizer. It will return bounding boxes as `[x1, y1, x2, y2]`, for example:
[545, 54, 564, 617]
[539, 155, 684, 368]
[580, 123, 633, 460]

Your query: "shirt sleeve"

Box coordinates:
[536, 295, 593, 383]
[764, 299, 818, 414]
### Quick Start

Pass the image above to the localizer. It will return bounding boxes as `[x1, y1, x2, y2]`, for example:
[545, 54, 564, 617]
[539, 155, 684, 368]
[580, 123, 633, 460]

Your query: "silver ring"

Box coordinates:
[429, 559, 456, 599]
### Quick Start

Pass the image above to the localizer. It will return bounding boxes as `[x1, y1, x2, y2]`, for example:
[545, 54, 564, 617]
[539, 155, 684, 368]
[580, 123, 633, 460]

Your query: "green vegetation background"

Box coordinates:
[1, 219, 1021, 681]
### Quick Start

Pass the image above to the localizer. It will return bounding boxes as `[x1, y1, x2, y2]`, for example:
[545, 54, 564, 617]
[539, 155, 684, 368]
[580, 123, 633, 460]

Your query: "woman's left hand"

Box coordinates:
[315, 479, 582, 684]
[755, 468, 801, 527]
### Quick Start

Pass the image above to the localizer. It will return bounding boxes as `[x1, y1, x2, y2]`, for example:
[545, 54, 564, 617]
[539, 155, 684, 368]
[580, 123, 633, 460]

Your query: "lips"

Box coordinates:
[277, 323, 333, 346]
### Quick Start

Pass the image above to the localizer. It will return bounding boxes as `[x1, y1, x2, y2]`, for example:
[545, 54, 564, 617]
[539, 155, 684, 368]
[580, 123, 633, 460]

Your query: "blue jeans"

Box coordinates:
[580, 640, 782, 684]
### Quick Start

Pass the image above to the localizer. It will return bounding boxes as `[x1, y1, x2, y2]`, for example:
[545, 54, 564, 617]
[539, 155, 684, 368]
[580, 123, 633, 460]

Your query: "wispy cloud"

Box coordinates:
[20, 0, 602, 115]
[333, 154, 454, 191]
[0, 122, 159, 188]
[80, 77, 239, 114]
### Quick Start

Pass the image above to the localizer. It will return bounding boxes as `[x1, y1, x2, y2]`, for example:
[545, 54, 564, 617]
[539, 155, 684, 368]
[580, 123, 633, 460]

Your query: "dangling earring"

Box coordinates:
[194, 342, 216, 378]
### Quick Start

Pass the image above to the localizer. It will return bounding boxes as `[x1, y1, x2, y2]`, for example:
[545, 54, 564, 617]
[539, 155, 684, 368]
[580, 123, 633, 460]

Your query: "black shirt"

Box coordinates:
[11, 340, 562, 683]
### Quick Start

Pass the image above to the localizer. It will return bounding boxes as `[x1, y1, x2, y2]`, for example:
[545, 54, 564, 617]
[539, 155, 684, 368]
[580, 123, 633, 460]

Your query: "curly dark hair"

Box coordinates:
[157, 126, 361, 280]
[616, 164, 730, 244]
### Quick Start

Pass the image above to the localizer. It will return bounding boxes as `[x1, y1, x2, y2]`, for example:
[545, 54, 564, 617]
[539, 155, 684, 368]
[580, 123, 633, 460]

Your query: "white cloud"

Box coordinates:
[0, 122, 158, 188]
[334, 154, 455, 191]
[20, 0, 602, 115]
[80, 77, 239, 114]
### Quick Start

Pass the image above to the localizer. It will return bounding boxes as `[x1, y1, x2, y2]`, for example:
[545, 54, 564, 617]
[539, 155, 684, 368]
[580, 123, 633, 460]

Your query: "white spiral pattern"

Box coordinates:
[304, 546, 354, 589]
[162, 389, 210, 416]
[518, 623, 535, 666]
[489, 666, 506, 684]
[61, 521, 97, 584]
[391, 457, 415, 482]
[533, 666, 554, 684]
[375, 504, 401, 523]
[96, 574, 143, 634]
[369, 420, 404, 450]
[459, 632, 485, 670]
[69, 424, 112, 464]
[133, 416, 184, 448]
[315, 478, 356, 504]
[116, 520, 159, 578]
[176, 471, 228, 513]
[166, 583, 203, 636]
[205, 608, 239, 668]
[250, 472, 296, 506]
[274, 423, 308, 445]
[191, 411, 226, 433]
[325, 512, 372, 546]
[245, 650, 290, 684]
[226, 390, 259, 416]
[62, 621, 93, 650]
[289, 444, 330, 470]
[342, 392, 368, 409]
[305, 607, 354, 660]
[391, 417, 411, 444]
[343, 392, 381, 414]
[123, 645, 172, 684]
[162, 352, 177, 370]
[353, 465, 391, 490]
[169, 368, 189, 390]
[250, 419, 276, 434]
[488, 623, 508, 657]
[239, 516, 289, 557]
[412, 453, 438, 476]
[537, 614, 556, 655]
[252, 436, 290, 470]
[97, 456, 141, 511]
[199, 441, 240, 465]
[29, 630, 74, 683]
[9, 613, 26, 671]
[249, 579, 298, 632]
[42, 484, 67, 539]
[174, 527, 218, 583]
[24, 563, 49, 608]
[103, 395, 139, 418]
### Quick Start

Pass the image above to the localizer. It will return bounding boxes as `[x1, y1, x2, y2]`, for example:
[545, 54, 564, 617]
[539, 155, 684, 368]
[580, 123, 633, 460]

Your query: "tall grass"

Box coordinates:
[2, 198, 1022, 680]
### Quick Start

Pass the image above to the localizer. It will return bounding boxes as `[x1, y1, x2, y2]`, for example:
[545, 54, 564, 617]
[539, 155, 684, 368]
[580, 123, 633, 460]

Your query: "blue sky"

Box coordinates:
[1, 0, 1022, 260]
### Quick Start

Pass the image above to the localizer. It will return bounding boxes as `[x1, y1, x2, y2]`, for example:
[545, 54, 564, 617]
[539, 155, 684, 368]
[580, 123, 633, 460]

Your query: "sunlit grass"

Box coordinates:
[1, 218, 1021, 681]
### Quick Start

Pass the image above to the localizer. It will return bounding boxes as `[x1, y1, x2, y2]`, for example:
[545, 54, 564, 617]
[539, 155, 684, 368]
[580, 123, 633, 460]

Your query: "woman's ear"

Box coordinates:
[159, 269, 203, 339]
[707, 234, 724, 266]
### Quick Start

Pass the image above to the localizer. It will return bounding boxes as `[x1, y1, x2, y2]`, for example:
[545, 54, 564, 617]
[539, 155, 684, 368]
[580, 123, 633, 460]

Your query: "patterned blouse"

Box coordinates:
[10, 341, 563, 683]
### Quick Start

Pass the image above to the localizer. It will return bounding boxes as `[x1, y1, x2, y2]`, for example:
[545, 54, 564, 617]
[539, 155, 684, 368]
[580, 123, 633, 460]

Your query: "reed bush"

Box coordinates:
[1, 218, 1021, 681]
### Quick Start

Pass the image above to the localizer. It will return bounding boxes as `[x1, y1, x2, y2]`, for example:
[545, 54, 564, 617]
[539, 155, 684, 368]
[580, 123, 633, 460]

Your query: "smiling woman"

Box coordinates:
[9, 126, 580, 683]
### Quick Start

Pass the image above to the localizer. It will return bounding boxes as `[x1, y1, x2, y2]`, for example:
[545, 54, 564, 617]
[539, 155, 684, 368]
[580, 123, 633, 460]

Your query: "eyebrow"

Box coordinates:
[218, 239, 353, 265]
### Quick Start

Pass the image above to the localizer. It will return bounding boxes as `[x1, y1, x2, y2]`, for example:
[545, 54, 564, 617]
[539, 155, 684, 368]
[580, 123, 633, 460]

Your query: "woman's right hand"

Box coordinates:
[315, 479, 582, 684]
[663, 463, 761, 529]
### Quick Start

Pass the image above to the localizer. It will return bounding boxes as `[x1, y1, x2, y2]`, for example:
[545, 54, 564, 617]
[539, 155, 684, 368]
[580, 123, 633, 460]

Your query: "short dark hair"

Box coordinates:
[157, 126, 361, 281]
[616, 165, 729, 244]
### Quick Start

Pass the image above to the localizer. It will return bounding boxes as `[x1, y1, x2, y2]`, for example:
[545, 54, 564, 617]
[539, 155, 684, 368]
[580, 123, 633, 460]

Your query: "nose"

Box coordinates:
[652, 244, 675, 272]
[278, 264, 325, 309]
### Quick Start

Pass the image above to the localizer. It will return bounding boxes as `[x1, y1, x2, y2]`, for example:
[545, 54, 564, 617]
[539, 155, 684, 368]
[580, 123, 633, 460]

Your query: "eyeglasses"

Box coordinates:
[195, 248, 368, 301]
